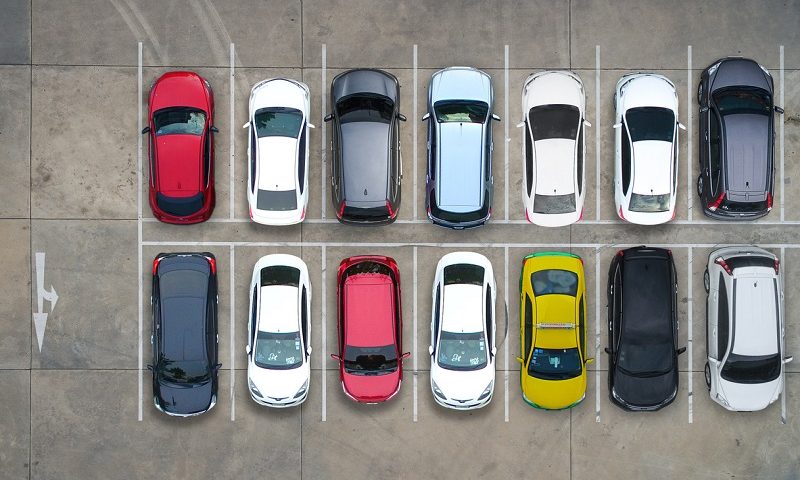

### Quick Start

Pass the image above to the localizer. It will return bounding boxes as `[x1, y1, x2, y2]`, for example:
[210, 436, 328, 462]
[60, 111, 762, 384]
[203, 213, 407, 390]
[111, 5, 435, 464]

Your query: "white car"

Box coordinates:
[244, 78, 313, 225]
[429, 252, 496, 409]
[519, 71, 589, 227]
[246, 254, 312, 407]
[613, 74, 684, 225]
[703, 246, 792, 411]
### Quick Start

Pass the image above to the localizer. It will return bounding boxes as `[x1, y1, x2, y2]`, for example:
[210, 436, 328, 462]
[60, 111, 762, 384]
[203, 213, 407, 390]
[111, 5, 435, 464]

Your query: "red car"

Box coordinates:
[332, 256, 408, 403]
[143, 71, 216, 223]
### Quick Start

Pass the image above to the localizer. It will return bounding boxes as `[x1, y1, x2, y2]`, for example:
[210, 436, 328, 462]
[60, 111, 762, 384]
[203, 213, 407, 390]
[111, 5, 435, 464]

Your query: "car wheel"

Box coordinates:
[703, 268, 710, 293]
[704, 362, 711, 390]
[696, 175, 704, 198]
[697, 81, 703, 105]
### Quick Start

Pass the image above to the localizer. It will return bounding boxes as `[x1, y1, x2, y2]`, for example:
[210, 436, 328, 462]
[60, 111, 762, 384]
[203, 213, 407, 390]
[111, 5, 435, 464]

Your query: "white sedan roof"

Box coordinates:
[259, 285, 299, 333]
[534, 138, 575, 195]
[441, 284, 484, 334]
[631, 141, 672, 196]
[256, 137, 298, 192]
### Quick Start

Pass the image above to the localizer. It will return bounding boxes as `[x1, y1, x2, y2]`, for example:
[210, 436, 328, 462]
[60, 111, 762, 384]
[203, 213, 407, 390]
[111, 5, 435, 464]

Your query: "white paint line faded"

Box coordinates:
[688, 246, 693, 424]
[413, 246, 418, 422]
[229, 245, 235, 421]
[504, 44, 510, 221]
[595, 246, 601, 423]
[413, 45, 418, 220]
[504, 246, 510, 422]
[321, 245, 327, 421]
[595, 46, 601, 221]
[321, 44, 328, 220]
[229, 43, 235, 220]
[780, 46, 785, 223]
[781, 246, 787, 425]
[687, 45, 693, 222]
[137, 41, 144, 422]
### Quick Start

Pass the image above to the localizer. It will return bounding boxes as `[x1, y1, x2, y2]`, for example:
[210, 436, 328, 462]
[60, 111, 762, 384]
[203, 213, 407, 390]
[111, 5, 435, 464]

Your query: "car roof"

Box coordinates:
[344, 273, 395, 346]
[533, 295, 577, 349]
[332, 69, 398, 103]
[158, 257, 210, 361]
[731, 274, 779, 356]
[620, 249, 673, 340]
[341, 122, 390, 205]
[631, 141, 673, 196]
[441, 283, 484, 333]
[437, 123, 485, 211]
[155, 134, 204, 196]
[721, 114, 770, 197]
[257, 136, 298, 192]
[258, 285, 299, 333]
[534, 139, 575, 195]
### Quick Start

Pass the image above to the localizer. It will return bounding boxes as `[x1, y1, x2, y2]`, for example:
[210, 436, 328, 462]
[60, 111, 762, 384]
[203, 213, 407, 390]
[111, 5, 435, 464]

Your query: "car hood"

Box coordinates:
[722, 114, 770, 197]
[717, 376, 781, 411]
[522, 371, 585, 409]
[711, 59, 772, 92]
[631, 140, 672, 196]
[248, 361, 309, 400]
[525, 72, 583, 109]
[534, 138, 575, 195]
[341, 122, 390, 205]
[430, 68, 492, 104]
[438, 123, 484, 211]
[612, 368, 676, 408]
[257, 137, 298, 191]
[342, 369, 401, 402]
[155, 379, 214, 415]
[155, 134, 203, 196]
[333, 70, 398, 103]
[431, 362, 494, 401]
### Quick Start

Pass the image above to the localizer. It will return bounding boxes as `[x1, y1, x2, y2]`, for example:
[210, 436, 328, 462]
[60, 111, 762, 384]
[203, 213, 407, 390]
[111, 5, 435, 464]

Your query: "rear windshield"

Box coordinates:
[254, 107, 303, 138]
[342, 205, 391, 222]
[531, 269, 578, 296]
[434, 100, 489, 123]
[726, 255, 775, 271]
[721, 353, 781, 384]
[156, 192, 204, 217]
[261, 265, 300, 287]
[257, 189, 297, 211]
[154, 107, 206, 136]
[533, 193, 576, 214]
[714, 88, 771, 116]
[443, 264, 485, 286]
[629, 193, 670, 213]
[337, 95, 394, 124]
[529, 105, 579, 140]
[626, 107, 675, 142]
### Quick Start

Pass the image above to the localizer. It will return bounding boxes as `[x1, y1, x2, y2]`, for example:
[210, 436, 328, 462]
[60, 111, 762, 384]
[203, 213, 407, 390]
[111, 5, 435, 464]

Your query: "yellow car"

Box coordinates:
[518, 252, 592, 410]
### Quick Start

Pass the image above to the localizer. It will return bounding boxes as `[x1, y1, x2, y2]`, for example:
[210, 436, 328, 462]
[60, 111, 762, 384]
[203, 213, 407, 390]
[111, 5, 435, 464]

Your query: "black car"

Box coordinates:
[697, 57, 783, 220]
[149, 252, 220, 416]
[606, 246, 685, 411]
[325, 69, 406, 225]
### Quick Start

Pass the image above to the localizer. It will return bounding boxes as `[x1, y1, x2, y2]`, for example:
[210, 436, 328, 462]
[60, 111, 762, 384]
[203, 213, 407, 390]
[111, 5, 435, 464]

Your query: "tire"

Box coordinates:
[696, 175, 704, 198]
[704, 362, 712, 390]
[703, 268, 710, 293]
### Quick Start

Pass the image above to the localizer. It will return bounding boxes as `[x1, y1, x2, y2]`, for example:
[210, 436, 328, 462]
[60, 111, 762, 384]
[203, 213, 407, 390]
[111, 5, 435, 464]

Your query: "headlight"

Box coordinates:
[760, 64, 771, 77]
[293, 380, 309, 399]
[431, 380, 446, 399]
[707, 61, 721, 76]
[477, 381, 494, 401]
[716, 393, 730, 407]
[248, 378, 262, 398]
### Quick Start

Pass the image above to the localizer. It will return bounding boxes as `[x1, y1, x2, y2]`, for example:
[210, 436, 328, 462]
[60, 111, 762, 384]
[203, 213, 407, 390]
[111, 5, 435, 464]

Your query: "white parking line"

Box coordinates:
[413, 45, 418, 220]
[780, 46, 785, 222]
[595, 46, 601, 221]
[688, 246, 693, 424]
[137, 41, 144, 422]
[321, 45, 327, 220]
[229, 43, 235, 220]
[321, 245, 327, 422]
[687, 45, 693, 221]
[229, 244, 235, 421]
[413, 246, 418, 422]
[781, 246, 787, 424]
[504, 44, 510, 221]
[504, 246, 509, 422]
[594, 247, 601, 423]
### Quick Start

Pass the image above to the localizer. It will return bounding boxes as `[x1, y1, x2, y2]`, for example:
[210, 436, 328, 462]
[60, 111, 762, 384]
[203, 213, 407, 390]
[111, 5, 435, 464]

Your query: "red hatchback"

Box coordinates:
[332, 256, 408, 403]
[143, 71, 216, 223]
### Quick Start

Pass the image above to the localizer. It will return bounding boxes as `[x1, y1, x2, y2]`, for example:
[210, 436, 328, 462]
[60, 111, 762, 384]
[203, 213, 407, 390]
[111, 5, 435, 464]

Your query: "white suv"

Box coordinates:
[703, 246, 792, 411]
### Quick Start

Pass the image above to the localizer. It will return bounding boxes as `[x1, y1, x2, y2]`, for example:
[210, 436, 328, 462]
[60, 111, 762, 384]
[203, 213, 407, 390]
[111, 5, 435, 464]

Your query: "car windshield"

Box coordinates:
[254, 331, 303, 370]
[531, 269, 578, 296]
[617, 340, 673, 376]
[337, 94, 394, 124]
[529, 104, 580, 140]
[533, 193, 576, 214]
[434, 100, 489, 123]
[154, 107, 206, 136]
[157, 359, 210, 384]
[528, 347, 582, 380]
[625, 107, 675, 142]
[721, 353, 781, 384]
[714, 88, 771, 116]
[343, 344, 398, 375]
[629, 193, 670, 212]
[254, 107, 303, 138]
[257, 189, 298, 211]
[437, 331, 487, 371]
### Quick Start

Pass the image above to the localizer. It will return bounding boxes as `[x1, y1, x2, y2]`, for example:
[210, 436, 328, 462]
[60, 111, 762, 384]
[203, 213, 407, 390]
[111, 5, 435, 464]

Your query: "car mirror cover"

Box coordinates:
[428, 345, 434, 356]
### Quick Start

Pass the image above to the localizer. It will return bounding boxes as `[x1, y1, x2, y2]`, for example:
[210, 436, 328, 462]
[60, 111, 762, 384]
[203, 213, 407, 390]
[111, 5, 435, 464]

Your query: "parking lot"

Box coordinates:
[2, 0, 800, 478]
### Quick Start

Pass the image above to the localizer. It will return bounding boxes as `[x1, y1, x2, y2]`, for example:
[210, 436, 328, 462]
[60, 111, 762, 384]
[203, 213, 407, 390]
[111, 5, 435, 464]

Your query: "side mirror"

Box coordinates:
[585, 358, 595, 365]
[401, 352, 411, 360]
[307, 347, 313, 355]
[678, 123, 687, 131]
[515, 121, 525, 128]
[584, 120, 592, 128]
[330, 353, 341, 361]
[784, 356, 794, 364]
[146, 364, 153, 371]
[708, 357, 720, 367]
[775, 106, 785, 114]
[308, 123, 316, 129]
[245, 345, 251, 355]
[676, 346, 687, 355]
[700, 106, 709, 113]
[428, 345, 434, 356]
[515, 356, 524, 365]
[604, 347, 612, 354]
[397, 113, 407, 122]
[141, 126, 151, 134]
[491, 346, 497, 356]
[324, 113, 334, 122]
[421, 112, 430, 121]
[214, 363, 223, 371]
[612, 123, 622, 129]
[491, 113, 501, 122]
[242, 122, 249, 129]
[210, 126, 219, 133]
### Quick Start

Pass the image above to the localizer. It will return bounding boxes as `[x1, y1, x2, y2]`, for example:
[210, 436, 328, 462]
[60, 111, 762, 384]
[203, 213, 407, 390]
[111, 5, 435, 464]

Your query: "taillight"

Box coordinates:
[525, 208, 532, 224]
[578, 208, 584, 222]
[386, 200, 395, 218]
[715, 257, 732, 275]
[708, 192, 725, 212]
[300, 207, 306, 220]
[616, 250, 625, 258]
[152, 257, 163, 275]
[774, 259, 780, 274]
[337, 201, 346, 219]
[618, 205, 625, 221]
[767, 192, 773, 211]
[206, 256, 217, 274]
[249, 207, 253, 219]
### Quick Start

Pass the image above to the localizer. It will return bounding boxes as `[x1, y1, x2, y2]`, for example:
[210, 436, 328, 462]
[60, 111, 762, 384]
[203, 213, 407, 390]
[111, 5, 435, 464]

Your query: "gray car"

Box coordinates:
[697, 57, 783, 220]
[424, 67, 499, 229]
[325, 69, 405, 225]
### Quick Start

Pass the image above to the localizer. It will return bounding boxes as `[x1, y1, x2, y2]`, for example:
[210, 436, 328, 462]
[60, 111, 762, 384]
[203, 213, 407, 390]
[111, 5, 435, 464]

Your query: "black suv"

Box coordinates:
[697, 57, 783, 219]
[150, 253, 220, 416]
[606, 246, 685, 411]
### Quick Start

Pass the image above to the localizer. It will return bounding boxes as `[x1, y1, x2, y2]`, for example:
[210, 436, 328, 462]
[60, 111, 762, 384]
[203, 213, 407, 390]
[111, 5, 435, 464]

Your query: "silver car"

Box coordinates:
[424, 67, 499, 229]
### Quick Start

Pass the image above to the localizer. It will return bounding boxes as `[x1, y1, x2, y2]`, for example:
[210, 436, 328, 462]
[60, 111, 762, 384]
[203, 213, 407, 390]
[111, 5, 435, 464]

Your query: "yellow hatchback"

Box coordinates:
[518, 252, 593, 410]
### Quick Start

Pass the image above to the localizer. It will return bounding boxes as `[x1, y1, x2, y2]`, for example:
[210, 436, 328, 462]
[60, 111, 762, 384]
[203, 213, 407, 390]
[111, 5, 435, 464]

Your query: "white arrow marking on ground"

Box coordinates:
[34, 252, 58, 351]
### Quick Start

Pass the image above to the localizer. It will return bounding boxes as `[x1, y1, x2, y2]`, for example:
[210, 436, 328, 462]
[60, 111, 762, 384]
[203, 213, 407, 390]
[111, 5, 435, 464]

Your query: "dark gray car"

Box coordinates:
[325, 69, 405, 225]
[697, 57, 783, 220]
